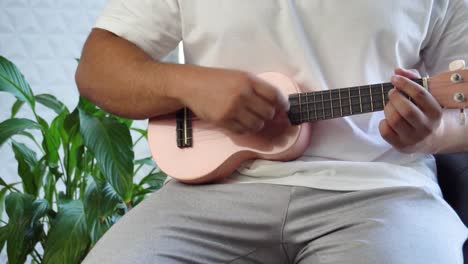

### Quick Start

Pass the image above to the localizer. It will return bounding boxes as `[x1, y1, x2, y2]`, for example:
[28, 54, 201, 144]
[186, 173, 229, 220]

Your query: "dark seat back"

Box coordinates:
[435, 153, 468, 261]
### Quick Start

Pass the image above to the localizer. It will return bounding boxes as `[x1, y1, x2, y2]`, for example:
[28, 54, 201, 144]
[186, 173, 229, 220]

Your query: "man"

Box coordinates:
[77, 0, 468, 263]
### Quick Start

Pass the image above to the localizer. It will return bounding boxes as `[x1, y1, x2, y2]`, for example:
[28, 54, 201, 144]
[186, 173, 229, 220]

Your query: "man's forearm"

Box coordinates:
[76, 28, 189, 119]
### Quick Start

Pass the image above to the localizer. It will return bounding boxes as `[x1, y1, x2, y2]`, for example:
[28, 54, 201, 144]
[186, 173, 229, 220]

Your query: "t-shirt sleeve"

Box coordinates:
[422, 0, 468, 75]
[407, 0, 468, 154]
[94, 0, 182, 60]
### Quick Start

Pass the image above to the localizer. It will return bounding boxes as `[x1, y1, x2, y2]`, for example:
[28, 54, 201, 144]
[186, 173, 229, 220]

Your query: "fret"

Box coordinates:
[381, 83, 385, 107]
[339, 89, 350, 116]
[288, 94, 300, 124]
[321, 92, 325, 120]
[305, 92, 310, 121]
[358, 86, 363, 113]
[176, 108, 193, 148]
[298, 93, 303, 123]
[313, 92, 317, 121]
[330, 90, 340, 118]
[370, 84, 384, 111]
[184, 107, 188, 145]
[369, 85, 374, 111]
[338, 89, 343, 116]
[360, 86, 372, 113]
[349, 88, 361, 114]
[383, 85, 390, 103]
[329, 91, 334, 118]
[348, 88, 352, 115]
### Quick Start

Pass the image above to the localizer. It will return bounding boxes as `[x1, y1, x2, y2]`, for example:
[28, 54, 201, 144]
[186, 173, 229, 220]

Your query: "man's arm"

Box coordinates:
[76, 28, 182, 119]
[76, 29, 289, 133]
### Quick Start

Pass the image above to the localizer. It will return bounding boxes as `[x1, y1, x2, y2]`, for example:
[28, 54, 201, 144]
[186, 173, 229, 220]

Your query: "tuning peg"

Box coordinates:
[449, 60, 466, 71]
[459, 109, 466, 125]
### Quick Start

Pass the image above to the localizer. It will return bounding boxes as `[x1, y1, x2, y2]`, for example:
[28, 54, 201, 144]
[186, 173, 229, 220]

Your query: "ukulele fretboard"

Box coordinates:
[287, 79, 423, 125]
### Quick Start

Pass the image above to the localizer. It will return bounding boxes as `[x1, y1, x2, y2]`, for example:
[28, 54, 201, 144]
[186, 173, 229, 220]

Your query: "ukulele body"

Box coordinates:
[147, 72, 312, 184]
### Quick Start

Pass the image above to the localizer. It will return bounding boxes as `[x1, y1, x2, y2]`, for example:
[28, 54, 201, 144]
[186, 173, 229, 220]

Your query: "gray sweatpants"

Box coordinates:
[83, 180, 467, 264]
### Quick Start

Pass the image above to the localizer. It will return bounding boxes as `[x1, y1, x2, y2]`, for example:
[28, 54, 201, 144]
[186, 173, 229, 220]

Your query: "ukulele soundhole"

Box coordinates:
[176, 108, 193, 148]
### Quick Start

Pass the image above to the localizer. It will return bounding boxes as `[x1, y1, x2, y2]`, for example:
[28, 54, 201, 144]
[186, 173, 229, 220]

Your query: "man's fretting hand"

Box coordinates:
[178, 69, 290, 134]
[379, 68, 443, 152]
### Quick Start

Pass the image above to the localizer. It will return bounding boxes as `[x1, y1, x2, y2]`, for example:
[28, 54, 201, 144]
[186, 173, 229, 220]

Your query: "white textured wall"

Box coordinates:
[0, 0, 180, 184]
[0, 0, 108, 186]
[0, 0, 181, 262]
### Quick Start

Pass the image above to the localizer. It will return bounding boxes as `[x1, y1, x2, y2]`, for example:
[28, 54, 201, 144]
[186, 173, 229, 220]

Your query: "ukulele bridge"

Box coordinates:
[176, 107, 193, 148]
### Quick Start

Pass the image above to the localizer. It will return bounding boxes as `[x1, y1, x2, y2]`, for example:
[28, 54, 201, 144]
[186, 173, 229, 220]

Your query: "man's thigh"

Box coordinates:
[287, 186, 467, 264]
[82, 180, 292, 264]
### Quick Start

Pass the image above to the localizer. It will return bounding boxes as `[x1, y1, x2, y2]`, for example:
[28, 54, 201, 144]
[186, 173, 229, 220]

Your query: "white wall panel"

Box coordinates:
[0, 2, 184, 261]
[0, 0, 108, 192]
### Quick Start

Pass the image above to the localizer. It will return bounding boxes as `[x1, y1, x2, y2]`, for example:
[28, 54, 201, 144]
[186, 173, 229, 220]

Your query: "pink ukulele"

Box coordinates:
[148, 60, 468, 184]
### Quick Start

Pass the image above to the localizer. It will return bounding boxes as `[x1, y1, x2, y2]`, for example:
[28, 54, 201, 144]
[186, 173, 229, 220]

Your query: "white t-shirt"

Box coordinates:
[95, 0, 468, 195]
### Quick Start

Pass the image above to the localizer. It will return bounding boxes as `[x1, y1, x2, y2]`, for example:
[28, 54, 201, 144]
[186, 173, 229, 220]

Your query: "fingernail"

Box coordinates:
[388, 88, 396, 96]
[391, 75, 398, 83]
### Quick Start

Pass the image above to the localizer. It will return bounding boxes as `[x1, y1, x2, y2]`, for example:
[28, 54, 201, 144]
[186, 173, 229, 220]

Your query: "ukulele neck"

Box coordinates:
[287, 79, 424, 125]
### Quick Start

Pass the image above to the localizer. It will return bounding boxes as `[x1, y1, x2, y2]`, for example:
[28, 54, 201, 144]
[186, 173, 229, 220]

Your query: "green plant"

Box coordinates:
[0, 56, 166, 263]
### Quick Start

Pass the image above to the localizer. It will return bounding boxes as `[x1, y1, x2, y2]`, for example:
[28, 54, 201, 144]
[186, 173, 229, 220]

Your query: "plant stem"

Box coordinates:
[33, 248, 43, 262]
[133, 163, 144, 176]
[1, 181, 21, 192]
[132, 134, 145, 147]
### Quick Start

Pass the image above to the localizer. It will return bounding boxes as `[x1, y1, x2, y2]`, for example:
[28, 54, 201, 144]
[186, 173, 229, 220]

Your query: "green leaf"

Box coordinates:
[42, 115, 62, 168]
[69, 133, 83, 168]
[130, 127, 147, 137]
[12, 141, 42, 197]
[4, 193, 45, 264]
[63, 109, 83, 177]
[79, 110, 134, 202]
[43, 200, 90, 264]
[35, 94, 68, 115]
[64, 109, 80, 133]
[0, 225, 8, 254]
[17, 130, 36, 141]
[0, 187, 9, 221]
[5, 193, 33, 264]
[11, 99, 25, 118]
[77, 97, 99, 116]
[0, 177, 7, 187]
[134, 157, 157, 167]
[36, 115, 49, 130]
[0, 56, 35, 107]
[115, 117, 133, 128]
[84, 178, 120, 244]
[44, 172, 55, 206]
[52, 109, 71, 145]
[138, 171, 166, 189]
[0, 118, 41, 147]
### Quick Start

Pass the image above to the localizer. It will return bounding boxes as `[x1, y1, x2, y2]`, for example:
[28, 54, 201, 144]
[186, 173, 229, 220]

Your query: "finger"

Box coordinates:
[252, 77, 290, 111]
[224, 120, 248, 134]
[391, 75, 442, 120]
[246, 95, 276, 121]
[379, 119, 405, 150]
[384, 99, 418, 144]
[394, 68, 421, 79]
[387, 88, 432, 134]
[237, 108, 265, 132]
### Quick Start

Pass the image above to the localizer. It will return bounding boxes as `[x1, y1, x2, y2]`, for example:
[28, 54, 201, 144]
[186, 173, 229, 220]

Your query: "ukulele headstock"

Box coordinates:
[428, 60, 468, 125]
